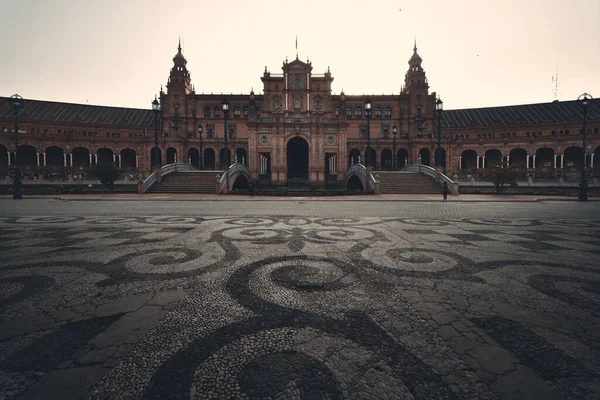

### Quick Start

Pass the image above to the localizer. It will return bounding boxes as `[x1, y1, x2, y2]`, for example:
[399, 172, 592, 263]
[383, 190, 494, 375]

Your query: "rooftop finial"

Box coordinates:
[178, 36, 182, 53]
[296, 34, 298, 59]
[413, 37, 417, 52]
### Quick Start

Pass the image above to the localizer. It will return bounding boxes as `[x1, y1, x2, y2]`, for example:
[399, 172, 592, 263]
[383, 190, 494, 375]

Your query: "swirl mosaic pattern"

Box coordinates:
[1, 216, 600, 399]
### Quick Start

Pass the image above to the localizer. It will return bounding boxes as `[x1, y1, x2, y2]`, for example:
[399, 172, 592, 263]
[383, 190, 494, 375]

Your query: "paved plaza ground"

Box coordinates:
[1, 199, 600, 399]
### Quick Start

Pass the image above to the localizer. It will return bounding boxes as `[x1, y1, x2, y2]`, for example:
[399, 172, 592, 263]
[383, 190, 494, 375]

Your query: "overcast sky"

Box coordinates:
[1, 0, 599, 110]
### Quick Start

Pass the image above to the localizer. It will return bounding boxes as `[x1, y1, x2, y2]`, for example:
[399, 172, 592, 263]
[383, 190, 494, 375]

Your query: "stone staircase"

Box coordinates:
[148, 171, 218, 194]
[377, 171, 442, 194]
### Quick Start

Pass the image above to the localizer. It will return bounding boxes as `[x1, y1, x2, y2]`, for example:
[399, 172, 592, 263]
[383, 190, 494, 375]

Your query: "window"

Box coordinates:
[564, 129, 570, 135]
[187, 103, 193, 114]
[233, 107, 240, 118]
[360, 127, 367, 138]
[214, 106, 221, 118]
[128, 133, 132, 138]
[290, 79, 305, 89]
[204, 106, 210, 117]
[345, 107, 352, 117]
[207, 125, 215, 138]
[314, 97, 322, 112]
[187, 132, 194, 139]
[228, 125, 236, 139]
[243, 107, 249, 119]
[381, 125, 390, 139]
[294, 98, 301, 111]
[354, 108, 362, 118]
[375, 108, 382, 118]
[384, 107, 392, 118]
[163, 102, 169, 113]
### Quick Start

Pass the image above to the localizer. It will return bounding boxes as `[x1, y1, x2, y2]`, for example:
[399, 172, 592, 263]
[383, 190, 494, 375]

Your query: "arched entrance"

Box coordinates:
[0, 144, 8, 178]
[121, 149, 136, 170]
[18, 145, 38, 172]
[365, 148, 376, 168]
[461, 150, 477, 171]
[166, 147, 177, 164]
[418, 148, 430, 166]
[380, 149, 393, 170]
[219, 148, 232, 169]
[286, 137, 309, 181]
[349, 148, 361, 166]
[188, 148, 200, 168]
[434, 148, 446, 169]
[204, 148, 216, 170]
[97, 148, 114, 166]
[235, 148, 247, 165]
[485, 149, 502, 168]
[46, 146, 65, 171]
[150, 147, 162, 168]
[347, 175, 364, 192]
[397, 148, 408, 169]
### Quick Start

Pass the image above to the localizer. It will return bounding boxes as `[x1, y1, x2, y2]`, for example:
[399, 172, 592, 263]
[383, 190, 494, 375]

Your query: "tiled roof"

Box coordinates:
[442, 100, 600, 129]
[0, 97, 155, 128]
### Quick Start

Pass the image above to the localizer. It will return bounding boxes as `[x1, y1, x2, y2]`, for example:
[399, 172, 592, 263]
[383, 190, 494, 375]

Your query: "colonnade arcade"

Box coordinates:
[458, 146, 600, 178]
[0, 144, 140, 177]
[346, 146, 447, 170]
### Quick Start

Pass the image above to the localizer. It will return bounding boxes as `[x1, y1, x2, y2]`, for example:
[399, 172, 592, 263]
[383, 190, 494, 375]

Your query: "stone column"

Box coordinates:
[476, 156, 480, 169]
[560, 154, 564, 168]
[63, 153, 67, 166]
[8, 152, 11, 166]
[482, 156, 486, 169]
[506, 155, 510, 167]
[69, 153, 73, 167]
[533, 155, 536, 168]
[117, 155, 121, 167]
[136, 155, 139, 168]
[553, 155, 557, 168]
[527, 155, 531, 168]
[591, 154, 595, 168]
[36, 153, 40, 166]
[43, 153, 47, 166]
[89, 154, 92, 166]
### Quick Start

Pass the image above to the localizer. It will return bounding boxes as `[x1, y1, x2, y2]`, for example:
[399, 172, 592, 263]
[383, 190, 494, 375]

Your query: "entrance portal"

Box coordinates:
[286, 137, 309, 182]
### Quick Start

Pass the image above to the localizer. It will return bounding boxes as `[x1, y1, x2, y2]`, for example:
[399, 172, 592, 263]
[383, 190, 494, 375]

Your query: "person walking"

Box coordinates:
[442, 181, 449, 200]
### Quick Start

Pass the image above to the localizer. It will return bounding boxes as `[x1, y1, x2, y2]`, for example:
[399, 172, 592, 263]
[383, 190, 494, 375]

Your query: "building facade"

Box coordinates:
[1, 42, 599, 185]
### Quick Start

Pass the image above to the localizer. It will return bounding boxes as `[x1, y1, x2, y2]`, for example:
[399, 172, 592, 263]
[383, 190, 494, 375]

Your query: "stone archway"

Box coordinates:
[188, 148, 200, 168]
[97, 148, 114, 166]
[286, 136, 309, 181]
[461, 150, 477, 171]
[434, 148, 446, 169]
[485, 149, 502, 168]
[150, 147, 162, 168]
[121, 149, 137, 170]
[46, 146, 65, 171]
[219, 148, 232, 169]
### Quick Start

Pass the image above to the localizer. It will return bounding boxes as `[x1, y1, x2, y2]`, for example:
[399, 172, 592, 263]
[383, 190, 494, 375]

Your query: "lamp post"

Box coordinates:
[436, 96, 443, 168]
[222, 98, 230, 169]
[198, 124, 203, 170]
[8, 94, 24, 199]
[152, 96, 160, 170]
[364, 97, 372, 167]
[392, 124, 398, 170]
[577, 93, 593, 202]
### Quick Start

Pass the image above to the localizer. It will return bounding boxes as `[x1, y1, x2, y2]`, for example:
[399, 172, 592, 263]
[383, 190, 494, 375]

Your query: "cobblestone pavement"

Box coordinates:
[1, 212, 600, 399]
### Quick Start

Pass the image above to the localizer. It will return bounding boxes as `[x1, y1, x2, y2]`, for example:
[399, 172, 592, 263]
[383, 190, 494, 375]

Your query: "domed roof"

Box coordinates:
[409, 42, 422, 65]
[173, 39, 187, 65]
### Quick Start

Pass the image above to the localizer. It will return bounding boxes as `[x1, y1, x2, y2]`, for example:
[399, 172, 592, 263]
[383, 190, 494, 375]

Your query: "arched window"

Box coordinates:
[214, 106, 221, 118]
[564, 129, 570, 135]
[290, 79, 305, 89]
[375, 107, 382, 118]
[345, 107, 352, 117]
[294, 98, 301, 111]
[233, 107, 240, 118]
[354, 107, 362, 118]
[551, 130, 556, 136]
[384, 107, 392, 118]
[204, 106, 210, 117]
[243, 107, 249, 119]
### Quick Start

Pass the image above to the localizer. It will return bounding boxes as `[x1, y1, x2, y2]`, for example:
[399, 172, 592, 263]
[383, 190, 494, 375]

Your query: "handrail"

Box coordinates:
[344, 163, 377, 193]
[142, 163, 198, 193]
[219, 162, 251, 193]
[399, 164, 457, 194]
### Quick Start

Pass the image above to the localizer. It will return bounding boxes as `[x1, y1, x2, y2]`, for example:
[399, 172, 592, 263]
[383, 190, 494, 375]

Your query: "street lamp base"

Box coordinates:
[13, 186, 22, 200]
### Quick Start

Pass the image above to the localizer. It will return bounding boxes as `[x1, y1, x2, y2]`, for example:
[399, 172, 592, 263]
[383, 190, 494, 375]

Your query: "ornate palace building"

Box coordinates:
[1, 41, 599, 188]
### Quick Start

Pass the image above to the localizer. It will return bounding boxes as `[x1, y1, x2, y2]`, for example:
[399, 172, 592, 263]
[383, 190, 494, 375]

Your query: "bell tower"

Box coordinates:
[403, 41, 430, 114]
[166, 39, 192, 97]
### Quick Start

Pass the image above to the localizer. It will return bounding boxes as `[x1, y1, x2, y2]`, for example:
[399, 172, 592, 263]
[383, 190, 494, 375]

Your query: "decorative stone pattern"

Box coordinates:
[1, 215, 599, 399]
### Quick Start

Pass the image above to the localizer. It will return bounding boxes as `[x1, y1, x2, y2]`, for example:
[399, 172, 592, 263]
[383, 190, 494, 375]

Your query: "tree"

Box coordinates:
[92, 162, 120, 192]
[484, 162, 518, 194]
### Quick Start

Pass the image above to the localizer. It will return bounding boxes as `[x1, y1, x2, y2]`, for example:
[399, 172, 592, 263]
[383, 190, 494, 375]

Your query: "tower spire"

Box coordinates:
[178, 36, 182, 53]
[413, 37, 417, 52]
[295, 34, 298, 59]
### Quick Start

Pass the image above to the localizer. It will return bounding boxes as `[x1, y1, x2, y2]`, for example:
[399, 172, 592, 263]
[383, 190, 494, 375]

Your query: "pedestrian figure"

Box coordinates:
[442, 181, 449, 200]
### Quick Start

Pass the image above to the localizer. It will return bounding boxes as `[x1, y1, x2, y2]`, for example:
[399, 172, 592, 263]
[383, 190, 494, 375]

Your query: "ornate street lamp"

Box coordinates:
[577, 93, 593, 201]
[436, 96, 444, 168]
[364, 97, 372, 167]
[152, 96, 160, 169]
[392, 123, 398, 170]
[8, 94, 24, 199]
[198, 124, 203, 170]
[222, 97, 230, 169]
